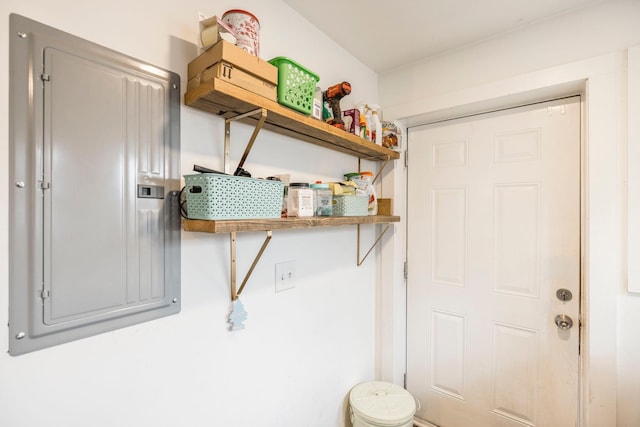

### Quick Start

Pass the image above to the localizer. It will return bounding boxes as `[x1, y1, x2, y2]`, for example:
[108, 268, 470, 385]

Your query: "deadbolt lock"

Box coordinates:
[556, 288, 573, 302]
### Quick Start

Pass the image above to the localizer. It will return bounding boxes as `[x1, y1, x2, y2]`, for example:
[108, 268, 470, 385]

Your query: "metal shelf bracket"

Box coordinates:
[358, 158, 390, 185]
[357, 223, 391, 266]
[354, 156, 392, 266]
[224, 107, 268, 175]
[230, 230, 273, 301]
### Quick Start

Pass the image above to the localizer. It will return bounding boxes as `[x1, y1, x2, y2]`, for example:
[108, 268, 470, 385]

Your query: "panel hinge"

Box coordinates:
[40, 73, 50, 81]
[404, 150, 409, 167]
[403, 261, 408, 280]
[41, 289, 50, 300]
[40, 181, 50, 190]
[403, 372, 407, 388]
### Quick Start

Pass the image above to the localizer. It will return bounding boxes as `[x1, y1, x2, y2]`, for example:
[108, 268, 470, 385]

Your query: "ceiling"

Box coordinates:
[283, 0, 615, 73]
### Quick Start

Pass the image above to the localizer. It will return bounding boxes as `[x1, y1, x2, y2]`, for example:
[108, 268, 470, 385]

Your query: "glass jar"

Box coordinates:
[310, 183, 332, 216]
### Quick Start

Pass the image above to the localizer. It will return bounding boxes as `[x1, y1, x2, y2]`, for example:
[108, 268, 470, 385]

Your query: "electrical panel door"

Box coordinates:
[9, 14, 181, 355]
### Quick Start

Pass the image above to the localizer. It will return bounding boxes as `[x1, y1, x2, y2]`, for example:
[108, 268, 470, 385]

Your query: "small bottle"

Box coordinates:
[369, 107, 382, 146]
[288, 183, 314, 217]
[281, 184, 288, 218]
[359, 113, 370, 141]
[310, 183, 332, 216]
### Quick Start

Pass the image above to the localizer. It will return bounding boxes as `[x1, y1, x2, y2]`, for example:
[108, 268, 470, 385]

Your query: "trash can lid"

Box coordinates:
[349, 381, 416, 426]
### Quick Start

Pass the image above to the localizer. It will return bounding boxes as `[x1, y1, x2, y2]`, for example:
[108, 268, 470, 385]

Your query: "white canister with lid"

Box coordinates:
[221, 9, 260, 57]
[288, 183, 314, 217]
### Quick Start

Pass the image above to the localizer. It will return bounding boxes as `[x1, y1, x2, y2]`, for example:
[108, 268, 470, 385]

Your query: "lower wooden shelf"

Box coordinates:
[183, 215, 400, 318]
[183, 215, 401, 234]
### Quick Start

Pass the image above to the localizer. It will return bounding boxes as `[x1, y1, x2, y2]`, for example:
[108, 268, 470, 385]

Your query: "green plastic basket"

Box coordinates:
[269, 57, 319, 115]
[184, 173, 284, 220]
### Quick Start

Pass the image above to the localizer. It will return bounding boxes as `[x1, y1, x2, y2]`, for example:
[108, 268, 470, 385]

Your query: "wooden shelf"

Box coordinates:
[184, 78, 400, 162]
[183, 215, 400, 234]
[182, 75, 402, 305]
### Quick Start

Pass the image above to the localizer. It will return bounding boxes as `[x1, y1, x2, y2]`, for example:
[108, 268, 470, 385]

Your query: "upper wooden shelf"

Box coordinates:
[184, 78, 400, 162]
[183, 215, 401, 234]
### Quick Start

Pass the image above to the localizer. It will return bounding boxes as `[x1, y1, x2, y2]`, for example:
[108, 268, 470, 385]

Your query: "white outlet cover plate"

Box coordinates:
[275, 261, 296, 292]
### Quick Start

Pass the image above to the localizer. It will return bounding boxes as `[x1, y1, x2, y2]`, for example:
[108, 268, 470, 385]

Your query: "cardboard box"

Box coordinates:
[187, 61, 277, 101]
[343, 109, 361, 136]
[187, 40, 277, 84]
[377, 198, 393, 216]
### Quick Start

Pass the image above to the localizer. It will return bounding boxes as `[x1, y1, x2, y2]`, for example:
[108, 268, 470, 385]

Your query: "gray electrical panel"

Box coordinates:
[9, 14, 181, 355]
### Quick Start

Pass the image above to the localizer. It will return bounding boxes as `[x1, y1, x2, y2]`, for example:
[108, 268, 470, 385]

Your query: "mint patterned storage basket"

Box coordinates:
[332, 195, 368, 216]
[184, 173, 284, 220]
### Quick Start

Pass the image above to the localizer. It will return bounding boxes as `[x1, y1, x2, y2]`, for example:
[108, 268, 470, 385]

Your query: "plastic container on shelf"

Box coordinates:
[221, 9, 261, 57]
[310, 183, 332, 216]
[368, 104, 383, 146]
[268, 57, 320, 115]
[344, 172, 361, 181]
[344, 171, 378, 215]
[359, 110, 370, 141]
[287, 182, 314, 217]
[359, 171, 378, 215]
[381, 121, 402, 151]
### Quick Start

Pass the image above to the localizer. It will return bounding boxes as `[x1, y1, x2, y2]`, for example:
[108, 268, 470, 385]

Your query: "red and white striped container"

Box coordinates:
[221, 9, 260, 57]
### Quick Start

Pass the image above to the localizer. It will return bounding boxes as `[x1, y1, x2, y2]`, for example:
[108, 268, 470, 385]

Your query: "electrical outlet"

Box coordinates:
[275, 261, 296, 292]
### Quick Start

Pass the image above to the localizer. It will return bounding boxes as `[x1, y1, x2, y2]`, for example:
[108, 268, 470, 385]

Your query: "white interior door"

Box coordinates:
[406, 97, 580, 427]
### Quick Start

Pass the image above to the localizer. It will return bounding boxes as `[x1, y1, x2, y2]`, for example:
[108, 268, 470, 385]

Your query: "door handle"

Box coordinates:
[554, 314, 573, 330]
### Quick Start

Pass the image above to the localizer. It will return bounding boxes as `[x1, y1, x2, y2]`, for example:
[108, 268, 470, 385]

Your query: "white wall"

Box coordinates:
[0, 1, 383, 426]
[380, 0, 640, 115]
[379, 1, 640, 426]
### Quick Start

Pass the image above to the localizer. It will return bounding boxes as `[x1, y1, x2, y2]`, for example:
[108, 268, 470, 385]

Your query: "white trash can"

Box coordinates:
[349, 381, 416, 427]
